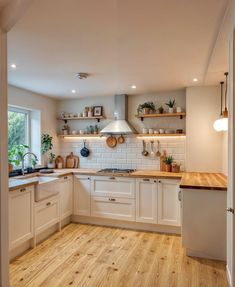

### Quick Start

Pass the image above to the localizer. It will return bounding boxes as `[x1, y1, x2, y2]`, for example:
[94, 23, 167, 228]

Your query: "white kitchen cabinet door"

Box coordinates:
[60, 175, 73, 220]
[157, 179, 180, 226]
[34, 196, 60, 235]
[136, 178, 158, 224]
[91, 176, 135, 198]
[91, 196, 135, 221]
[74, 175, 91, 216]
[9, 186, 34, 250]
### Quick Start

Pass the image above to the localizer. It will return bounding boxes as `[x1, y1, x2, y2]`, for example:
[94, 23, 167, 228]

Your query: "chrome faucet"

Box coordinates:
[21, 152, 38, 175]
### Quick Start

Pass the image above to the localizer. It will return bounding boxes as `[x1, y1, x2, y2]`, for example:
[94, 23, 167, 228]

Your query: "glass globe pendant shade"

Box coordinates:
[213, 117, 228, 132]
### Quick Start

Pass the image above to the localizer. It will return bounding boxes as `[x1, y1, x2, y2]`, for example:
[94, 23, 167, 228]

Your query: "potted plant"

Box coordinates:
[158, 106, 164, 114]
[163, 156, 174, 172]
[48, 153, 56, 168]
[165, 99, 176, 113]
[8, 144, 30, 171]
[41, 134, 54, 167]
[137, 102, 156, 115]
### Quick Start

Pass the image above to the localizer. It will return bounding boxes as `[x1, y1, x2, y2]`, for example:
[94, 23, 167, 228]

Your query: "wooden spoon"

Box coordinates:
[156, 140, 161, 157]
[142, 140, 148, 156]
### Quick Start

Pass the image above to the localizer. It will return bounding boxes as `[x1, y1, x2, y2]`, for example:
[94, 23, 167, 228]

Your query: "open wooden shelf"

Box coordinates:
[57, 116, 105, 123]
[137, 133, 186, 137]
[135, 112, 186, 121]
[58, 134, 103, 138]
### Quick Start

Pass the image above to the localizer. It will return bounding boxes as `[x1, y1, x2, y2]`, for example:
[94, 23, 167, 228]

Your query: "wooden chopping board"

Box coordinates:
[160, 150, 167, 172]
[66, 152, 76, 168]
[55, 156, 64, 168]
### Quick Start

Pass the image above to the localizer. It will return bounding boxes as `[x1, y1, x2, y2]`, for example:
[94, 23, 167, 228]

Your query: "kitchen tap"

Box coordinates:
[21, 152, 38, 175]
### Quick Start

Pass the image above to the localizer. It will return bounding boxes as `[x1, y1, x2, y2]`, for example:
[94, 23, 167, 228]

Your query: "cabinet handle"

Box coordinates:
[154, 180, 157, 183]
[109, 177, 116, 180]
[143, 178, 150, 182]
[87, 177, 90, 180]
[20, 188, 26, 192]
[109, 198, 116, 202]
[46, 202, 51, 206]
[178, 190, 182, 202]
[64, 176, 68, 180]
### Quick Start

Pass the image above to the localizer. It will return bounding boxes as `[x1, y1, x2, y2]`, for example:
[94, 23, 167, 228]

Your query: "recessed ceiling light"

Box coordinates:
[131, 85, 137, 89]
[193, 78, 198, 82]
[71, 89, 76, 94]
[10, 64, 17, 69]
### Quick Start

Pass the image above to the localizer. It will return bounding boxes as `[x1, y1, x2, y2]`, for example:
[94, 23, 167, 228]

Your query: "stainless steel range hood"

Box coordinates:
[100, 94, 136, 135]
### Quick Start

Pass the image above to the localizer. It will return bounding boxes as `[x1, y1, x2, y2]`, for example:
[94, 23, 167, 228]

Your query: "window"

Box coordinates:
[8, 106, 41, 166]
[8, 107, 30, 150]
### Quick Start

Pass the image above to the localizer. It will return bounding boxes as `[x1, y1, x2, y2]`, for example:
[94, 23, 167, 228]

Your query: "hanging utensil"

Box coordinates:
[80, 140, 90, 157]
[117, 134, 125, 144]
[106, 135, 117, 148]
[156, 140, 161, 157]
[142, 140, 148, 156]
[150, 141, 155, 157]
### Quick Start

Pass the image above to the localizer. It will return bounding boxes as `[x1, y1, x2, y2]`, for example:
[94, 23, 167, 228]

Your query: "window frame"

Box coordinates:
[8, 105, 31, 149]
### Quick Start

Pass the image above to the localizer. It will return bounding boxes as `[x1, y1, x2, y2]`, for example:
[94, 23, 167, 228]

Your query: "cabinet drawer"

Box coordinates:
[35, 196, 60, 234]
[91, 196, 135, 221]
[91, 176, 135, 198]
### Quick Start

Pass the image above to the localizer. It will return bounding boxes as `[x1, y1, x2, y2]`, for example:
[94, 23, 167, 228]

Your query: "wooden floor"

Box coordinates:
[10, 223, 228, 287]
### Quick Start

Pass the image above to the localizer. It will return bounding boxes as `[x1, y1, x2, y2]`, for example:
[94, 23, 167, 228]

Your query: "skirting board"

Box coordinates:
[72, 215, 181, 235]
[186, 248, 226, 262]
[226, 265, 232, 287]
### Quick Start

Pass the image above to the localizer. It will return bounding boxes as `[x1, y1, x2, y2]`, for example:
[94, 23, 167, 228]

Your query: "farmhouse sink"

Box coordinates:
[21, 176, 60, 202]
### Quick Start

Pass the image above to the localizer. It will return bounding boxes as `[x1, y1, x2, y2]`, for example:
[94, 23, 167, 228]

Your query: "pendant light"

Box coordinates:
[213, 72, 228, 132]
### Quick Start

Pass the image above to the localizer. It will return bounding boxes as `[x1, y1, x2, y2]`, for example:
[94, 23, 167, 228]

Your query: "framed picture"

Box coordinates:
[94, 106, 102, 116]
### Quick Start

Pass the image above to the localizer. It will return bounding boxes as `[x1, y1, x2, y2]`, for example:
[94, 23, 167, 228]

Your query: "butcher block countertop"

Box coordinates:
[179, 172, 227, 191]
[9, 169, 227, 191]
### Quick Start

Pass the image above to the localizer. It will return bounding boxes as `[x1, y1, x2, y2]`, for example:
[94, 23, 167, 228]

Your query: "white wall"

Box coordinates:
[222, 132, 228, 175]
[186, 86, 223, 172]
[8, 85, 59, 164]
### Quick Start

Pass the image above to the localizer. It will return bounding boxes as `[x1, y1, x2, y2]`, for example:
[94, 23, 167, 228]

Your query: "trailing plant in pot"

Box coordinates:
[48, 153, 56, 168]
[137, 102, 156, 115]
[165, 99, 176, 113]
[163, 156, 173, 172]
[41, 133, 54, 167]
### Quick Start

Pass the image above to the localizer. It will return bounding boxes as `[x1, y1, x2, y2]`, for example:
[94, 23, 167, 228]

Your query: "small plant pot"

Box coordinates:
[168, 108, 174, 113]
[47, 162, 55, 169]
[143, 108, 150, 114]
[165, 164, 172, 172]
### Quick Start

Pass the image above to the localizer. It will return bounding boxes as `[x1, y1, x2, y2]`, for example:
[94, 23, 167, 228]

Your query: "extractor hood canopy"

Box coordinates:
[100, 94, 136, 135]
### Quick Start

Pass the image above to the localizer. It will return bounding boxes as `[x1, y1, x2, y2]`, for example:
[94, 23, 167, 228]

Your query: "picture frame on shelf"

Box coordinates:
[93, 106, 102, 116]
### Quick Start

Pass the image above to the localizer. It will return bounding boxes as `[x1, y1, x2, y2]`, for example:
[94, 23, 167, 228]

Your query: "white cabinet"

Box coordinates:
[34, 196, 60, 235]
[91, 196, 135, 221]
[9, 186, 34, 250]
[136, 178, 158, 224]
[74, 175, 91, 216]
[91, 176, 135, 198]
[157, 179, 180, 226]
[90, 176, 135, 221]
[60, 175, 73, 220]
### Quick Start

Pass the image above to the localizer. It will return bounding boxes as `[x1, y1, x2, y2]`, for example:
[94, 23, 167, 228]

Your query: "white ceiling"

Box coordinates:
[8, 0, 229, 99]
[0, 0, 11, 11]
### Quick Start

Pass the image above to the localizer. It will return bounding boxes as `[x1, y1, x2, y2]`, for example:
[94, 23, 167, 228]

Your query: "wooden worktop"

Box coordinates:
[179, 172, 227, 191]
[9, 169, 227, 191]
[9, 178, 39, 191]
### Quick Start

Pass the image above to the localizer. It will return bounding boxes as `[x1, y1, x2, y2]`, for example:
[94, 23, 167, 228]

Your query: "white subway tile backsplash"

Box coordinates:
[60, 137, 186, 171]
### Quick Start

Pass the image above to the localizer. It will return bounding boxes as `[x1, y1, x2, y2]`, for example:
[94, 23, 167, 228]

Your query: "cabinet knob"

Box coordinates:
[158, 180, 161, 183]
[109, 198, 116, 202]
[154, 180, 157, 183]
[46, 202, 51, 206]
[64, 176, 68, 180]
[87, 177, 90, 180]
[20, 188, 26, 192]
[227, 207, 234, 214]
[143, 178, 150, 182]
